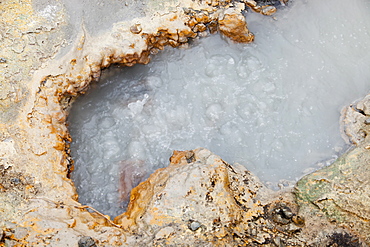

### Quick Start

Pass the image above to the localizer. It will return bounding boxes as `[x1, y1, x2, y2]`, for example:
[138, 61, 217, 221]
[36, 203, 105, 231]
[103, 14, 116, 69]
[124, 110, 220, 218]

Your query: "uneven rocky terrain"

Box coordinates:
[1, 0, 370, 246]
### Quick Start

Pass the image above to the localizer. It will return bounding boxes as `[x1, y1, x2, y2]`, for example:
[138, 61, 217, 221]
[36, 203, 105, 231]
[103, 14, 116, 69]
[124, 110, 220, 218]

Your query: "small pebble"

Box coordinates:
[185, 151, 195, 163]
[364, 118, 370, 125]
[189, 221, 201, 231]
[10, 178, 21, 185]
[0, 58, 6, 63]
[282, 209, 293, 218]
[130, 24, 142, 34]
[261, 6, 277, 15]
[292, 215, 305, 227]
[78, 236, 97, 247]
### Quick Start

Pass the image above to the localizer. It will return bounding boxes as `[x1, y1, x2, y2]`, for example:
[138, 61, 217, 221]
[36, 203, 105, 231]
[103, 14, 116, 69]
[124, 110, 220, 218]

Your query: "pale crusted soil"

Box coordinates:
[0, 0, 369, 246]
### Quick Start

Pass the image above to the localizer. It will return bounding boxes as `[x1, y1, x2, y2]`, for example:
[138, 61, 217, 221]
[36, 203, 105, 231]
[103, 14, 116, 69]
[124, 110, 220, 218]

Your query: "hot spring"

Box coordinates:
[68, 0, 370, 217]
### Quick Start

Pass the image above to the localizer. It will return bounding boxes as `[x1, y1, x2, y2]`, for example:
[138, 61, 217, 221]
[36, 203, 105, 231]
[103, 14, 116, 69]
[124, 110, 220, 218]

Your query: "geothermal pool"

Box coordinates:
[68, 0, 370, 217]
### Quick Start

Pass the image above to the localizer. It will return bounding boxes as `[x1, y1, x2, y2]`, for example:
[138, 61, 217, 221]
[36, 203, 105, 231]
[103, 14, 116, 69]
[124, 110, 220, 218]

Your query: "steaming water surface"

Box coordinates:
[69, 0, 370, 217]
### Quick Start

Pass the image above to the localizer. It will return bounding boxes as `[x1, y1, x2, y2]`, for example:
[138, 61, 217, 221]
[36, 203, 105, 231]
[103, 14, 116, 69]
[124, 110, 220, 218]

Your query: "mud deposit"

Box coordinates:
[69, 0, 370, 217]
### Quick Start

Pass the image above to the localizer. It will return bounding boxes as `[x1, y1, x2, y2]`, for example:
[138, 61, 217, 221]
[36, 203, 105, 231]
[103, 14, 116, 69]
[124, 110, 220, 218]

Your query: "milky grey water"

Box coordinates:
[68, 0, 370, 217]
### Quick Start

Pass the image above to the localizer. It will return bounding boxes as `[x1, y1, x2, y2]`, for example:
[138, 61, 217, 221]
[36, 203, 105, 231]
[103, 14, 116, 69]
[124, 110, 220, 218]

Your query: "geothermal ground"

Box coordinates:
[1, 0, 370, 246]
[70, 0, 370, 218]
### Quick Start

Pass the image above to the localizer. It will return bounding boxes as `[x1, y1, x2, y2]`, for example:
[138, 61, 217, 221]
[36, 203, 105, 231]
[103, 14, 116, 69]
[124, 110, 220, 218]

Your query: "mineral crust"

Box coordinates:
[1, 0, 370, 246]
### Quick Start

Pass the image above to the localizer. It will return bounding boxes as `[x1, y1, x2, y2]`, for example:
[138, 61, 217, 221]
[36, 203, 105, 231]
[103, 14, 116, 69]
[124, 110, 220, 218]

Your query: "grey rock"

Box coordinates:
[189, 221, 201, 231]
[78, 236, 97, 247]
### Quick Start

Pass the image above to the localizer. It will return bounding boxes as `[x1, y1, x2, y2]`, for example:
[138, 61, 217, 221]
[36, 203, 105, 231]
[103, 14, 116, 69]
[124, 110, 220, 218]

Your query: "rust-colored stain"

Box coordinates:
[218, 13, 254, 43]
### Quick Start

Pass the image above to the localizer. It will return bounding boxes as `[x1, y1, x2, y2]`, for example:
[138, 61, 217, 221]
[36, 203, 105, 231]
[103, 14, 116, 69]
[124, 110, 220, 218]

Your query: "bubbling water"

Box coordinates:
[68, 0, 370, 217]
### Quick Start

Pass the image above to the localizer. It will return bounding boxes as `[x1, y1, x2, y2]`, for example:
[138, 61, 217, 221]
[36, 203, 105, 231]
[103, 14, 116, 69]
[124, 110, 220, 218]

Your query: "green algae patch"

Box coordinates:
[295, 145, 370, 238]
